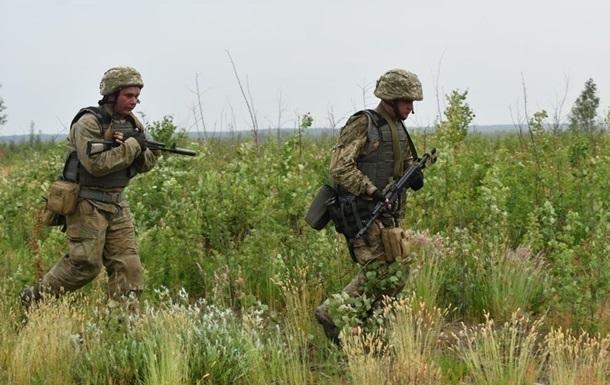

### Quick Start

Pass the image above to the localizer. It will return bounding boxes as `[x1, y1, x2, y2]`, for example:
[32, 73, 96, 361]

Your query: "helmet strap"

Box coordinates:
[388, 100, 415, 120]
[98, 95, 112, 106]
[391, 101, 402, 121]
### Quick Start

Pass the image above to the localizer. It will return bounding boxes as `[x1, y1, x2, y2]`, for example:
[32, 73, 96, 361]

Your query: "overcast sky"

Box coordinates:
[1, 0, 609, 137]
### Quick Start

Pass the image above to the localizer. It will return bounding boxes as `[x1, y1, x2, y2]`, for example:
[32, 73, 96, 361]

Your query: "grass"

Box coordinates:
[449, 310, 543, 385]
[3, 277, 610, 384]
[545, 328, 610, 385]
[4, 128, 610, 383]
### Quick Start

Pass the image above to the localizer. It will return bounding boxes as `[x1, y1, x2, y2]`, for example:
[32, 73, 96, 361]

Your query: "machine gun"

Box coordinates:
[87, 140, 196, 156]
[355, 147, 437, 239]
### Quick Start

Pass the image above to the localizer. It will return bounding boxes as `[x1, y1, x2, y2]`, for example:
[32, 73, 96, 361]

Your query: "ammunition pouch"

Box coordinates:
[327, 193, 374, 239]
[46, 179, 80, 215]
[381, 227, 410, 263]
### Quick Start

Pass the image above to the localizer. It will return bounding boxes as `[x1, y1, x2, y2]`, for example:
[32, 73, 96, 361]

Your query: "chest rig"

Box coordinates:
[63, 106, 138, 188]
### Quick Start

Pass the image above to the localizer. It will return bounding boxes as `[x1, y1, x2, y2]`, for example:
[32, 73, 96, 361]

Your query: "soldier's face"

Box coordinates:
[394, 99, 414, 120]
[113, 87, 141, 116]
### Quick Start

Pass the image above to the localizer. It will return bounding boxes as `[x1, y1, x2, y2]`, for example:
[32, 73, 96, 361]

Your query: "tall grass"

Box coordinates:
[0, 285, 19, 384]
[386, 297, 446, 384]
[450, 311, 543, 385]
[483, 247, 547, 321]
[341, 296, 446, 385]
[9, 295, 87, 385]
[545, 328, 610, 385]
[404, 230, 452, 311]
[343, 328, 391, 385]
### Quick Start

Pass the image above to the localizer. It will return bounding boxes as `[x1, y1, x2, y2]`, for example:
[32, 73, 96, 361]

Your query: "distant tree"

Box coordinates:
[0, 84, 7, 126]
[569, 78, 600, 132]
[435, 89, 475, 145]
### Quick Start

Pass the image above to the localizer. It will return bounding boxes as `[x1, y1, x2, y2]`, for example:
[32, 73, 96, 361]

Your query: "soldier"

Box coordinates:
[314, 69, 425, 345]
[21, 66, 159, 311]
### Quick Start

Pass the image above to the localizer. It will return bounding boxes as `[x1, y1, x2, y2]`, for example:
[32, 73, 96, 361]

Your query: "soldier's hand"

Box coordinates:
[372, 189, 392, 211]
[123, 131, 147, 152]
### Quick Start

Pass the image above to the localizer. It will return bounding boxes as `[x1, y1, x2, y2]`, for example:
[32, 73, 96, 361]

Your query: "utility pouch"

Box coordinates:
[304, 185, 336, 230]
[46, 179, 80, 215]
[42, 204, 66, 228]
[327, 193, 373, 239]
[381, 227, 410, 263]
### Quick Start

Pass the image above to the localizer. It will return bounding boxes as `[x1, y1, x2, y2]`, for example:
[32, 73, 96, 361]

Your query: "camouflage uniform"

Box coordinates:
[315, 69, 424, 344]
[22, 67, 157, 308]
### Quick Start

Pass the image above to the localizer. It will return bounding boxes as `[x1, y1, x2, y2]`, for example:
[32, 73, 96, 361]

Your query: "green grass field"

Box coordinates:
[1, 124, 610, 384]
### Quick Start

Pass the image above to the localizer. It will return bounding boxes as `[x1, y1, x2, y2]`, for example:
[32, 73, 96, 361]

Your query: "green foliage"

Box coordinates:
[529, 109, 548, 134]
[4, 110, 610, 382]
[569, 78, 600, 132]
[144, 114, 189, 144]
[5, 122, 610, 332]
[326, 260, 407, 334]
[435, 89, 475, 146]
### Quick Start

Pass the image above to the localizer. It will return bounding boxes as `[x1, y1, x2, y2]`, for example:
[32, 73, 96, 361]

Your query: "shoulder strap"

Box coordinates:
[70, 106, 112, 136]
[359, 109, 386, 128]
[399, 120, 419, 162]
[350, 110, 382, 156]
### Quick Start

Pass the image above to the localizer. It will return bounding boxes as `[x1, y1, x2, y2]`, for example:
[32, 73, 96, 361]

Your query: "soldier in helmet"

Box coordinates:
[314, 69, 425, 345]
[21, 66, 159, 311]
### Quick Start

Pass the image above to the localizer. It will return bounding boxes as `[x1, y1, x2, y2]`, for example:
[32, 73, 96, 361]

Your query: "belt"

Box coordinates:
[79, 188, 125, 203]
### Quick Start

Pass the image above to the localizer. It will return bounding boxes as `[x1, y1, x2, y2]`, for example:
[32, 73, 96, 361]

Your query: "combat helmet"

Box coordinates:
[99, 67, 144, 96]
[374, 69, 423, 101]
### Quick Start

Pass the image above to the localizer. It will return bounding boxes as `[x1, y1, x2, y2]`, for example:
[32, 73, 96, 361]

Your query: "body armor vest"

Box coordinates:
[331, 110, 414, 237]
[357, 110, 411, 191]
[63, 106, 138, 188]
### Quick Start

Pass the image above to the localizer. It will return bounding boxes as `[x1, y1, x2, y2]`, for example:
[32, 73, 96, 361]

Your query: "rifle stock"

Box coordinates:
[355, 147, 437, 239]
[87, 140, 196, 156]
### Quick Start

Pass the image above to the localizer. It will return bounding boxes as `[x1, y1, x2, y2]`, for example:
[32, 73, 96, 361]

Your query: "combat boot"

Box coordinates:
[314, 306, 341, 347]
[20, 284, 42, 312]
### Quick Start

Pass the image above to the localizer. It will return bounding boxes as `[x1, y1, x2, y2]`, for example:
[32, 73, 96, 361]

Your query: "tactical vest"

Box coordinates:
[63, 106, 138, 188]
[357, 109, 412, 190]
[331, 110, 415, 236]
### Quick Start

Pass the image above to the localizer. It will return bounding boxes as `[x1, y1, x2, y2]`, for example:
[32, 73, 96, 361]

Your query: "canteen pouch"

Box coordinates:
[305, 185, 336, 230]
[381, 227, 410, 263]
[46, 179, 80, 215]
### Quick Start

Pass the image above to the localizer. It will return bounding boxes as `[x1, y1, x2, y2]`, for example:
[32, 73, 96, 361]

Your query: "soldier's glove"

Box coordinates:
[371, 189, 386, 202]
[124, 131, 147, 152]
[372, 189, 392, 211]
[409, 170, 424, 191]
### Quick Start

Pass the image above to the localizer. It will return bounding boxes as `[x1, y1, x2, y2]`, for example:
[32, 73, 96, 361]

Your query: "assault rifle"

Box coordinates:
[355, 147, 437, 239]
[87, 140, 197, 156]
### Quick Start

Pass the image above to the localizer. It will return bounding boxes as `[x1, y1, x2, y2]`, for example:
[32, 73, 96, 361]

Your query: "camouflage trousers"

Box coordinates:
[41, 198, 144, 300]
[316, 219, 411, 332]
